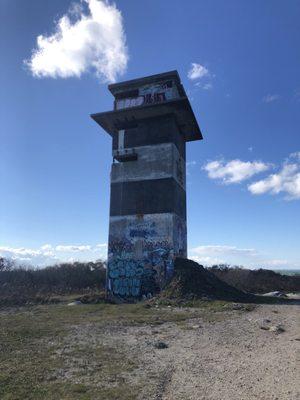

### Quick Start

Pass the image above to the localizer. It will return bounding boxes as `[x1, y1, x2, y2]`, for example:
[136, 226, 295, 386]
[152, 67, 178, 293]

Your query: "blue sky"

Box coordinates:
[1, 0, 300, 268]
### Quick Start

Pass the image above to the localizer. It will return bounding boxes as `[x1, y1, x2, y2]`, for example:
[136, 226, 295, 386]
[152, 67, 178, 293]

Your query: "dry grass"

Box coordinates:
[0, 300, 231, 400]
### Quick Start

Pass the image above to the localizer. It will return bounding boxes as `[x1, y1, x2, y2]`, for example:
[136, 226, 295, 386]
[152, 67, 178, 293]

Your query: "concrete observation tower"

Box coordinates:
[91, 71, 202, 298]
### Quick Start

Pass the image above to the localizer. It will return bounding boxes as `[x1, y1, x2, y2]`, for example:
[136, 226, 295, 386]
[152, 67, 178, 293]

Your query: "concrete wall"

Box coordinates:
[111, 143, 186, 189]
[112, 115, 186, 160]
[107, 114, 187, 298]
[115, 79, 179, 110]
[109, 178, 186, 219]
[107, 213, 186, 297]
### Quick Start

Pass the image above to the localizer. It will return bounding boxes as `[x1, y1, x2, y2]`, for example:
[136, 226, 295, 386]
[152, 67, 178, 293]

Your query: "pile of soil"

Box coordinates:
[209, 266, 300, 294]
[161, 258, 255, 302]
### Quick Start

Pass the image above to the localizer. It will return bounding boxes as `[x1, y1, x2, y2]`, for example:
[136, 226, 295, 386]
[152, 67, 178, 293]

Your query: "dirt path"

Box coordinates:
[96, 304, 300, 400]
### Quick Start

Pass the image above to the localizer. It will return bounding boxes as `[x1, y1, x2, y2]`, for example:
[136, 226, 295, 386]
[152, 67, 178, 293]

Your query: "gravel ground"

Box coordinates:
[92, 303, 300, 400]
[3, 301, 298, 399]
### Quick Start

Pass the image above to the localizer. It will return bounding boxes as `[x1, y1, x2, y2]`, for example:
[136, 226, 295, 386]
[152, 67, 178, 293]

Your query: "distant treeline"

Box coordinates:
[208, 264, 300, 294]
[0, 258, 299, 306]
[0, 257, 106, 305]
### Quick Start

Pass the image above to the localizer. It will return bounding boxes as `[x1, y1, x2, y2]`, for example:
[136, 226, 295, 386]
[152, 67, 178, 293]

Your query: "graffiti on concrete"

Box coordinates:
[107, 214, 186, 297]
[128, 220, 157, 239]
[115, 80, 179, 110]
[108, 239, 173, 296]
[173, 215, 187, 257]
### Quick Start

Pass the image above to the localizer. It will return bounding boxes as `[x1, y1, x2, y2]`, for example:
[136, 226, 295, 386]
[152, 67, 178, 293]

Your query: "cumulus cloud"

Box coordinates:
[25, 0, 128, 83]
[0, 243, 107, 267]
[94, 243, 108, 251]
[262, 94, 280, 103]
[203, 159, 270, 184]
[187, 63, 209, 80]
[290, 151, 300, 161]
[248, 158, 300, 200]
[0, 246, 58, 267]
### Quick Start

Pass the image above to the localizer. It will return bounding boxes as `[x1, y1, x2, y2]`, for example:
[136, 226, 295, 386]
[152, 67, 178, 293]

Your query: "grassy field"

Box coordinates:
[0, 299, 229, 400]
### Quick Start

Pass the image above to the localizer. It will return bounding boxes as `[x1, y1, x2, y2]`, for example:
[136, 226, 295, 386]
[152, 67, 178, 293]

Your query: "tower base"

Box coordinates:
[107, 213, 186, 297]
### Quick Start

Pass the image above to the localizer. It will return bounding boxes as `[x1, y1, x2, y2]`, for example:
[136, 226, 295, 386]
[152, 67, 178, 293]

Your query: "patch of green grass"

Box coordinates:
[0, 304, 142, 399]
[151, 298, 229, 310]
[0, 301, 231, 399]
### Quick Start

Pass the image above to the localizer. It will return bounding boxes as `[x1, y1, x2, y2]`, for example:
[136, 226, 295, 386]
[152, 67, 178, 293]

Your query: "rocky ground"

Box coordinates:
[1, 300, 299, 400]
[94, 303, 300, 400]
[138, 304, 300, 400]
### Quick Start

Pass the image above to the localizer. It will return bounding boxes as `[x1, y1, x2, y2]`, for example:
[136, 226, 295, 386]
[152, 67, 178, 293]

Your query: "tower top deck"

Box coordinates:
[91, 70, 203, 142]
[108, 70, 182, 97]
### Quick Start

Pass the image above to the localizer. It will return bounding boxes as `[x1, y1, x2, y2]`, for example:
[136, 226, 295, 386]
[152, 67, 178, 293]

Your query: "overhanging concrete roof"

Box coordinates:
[91, 97, 203, 142]
[108, 70, 182, 96]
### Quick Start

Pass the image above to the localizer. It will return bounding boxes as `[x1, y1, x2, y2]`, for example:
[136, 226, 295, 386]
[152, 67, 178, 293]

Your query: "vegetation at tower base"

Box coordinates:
[0, 258, 106, 306]
[159, 258, 256, 303]
[1, 256, 299, 306]
[208, 265, 300, 294]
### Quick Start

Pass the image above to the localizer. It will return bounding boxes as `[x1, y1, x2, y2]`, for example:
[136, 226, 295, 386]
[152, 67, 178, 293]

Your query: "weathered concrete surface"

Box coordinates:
[111, 143, 186, 189]
[91, 71, 202, 297]
[107, 213, 187, 297]
[111, 115, 186, 159]
[109, 178, 186, 219]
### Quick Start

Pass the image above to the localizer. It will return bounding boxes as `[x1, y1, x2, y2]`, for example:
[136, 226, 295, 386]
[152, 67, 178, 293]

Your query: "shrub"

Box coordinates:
[208, 265, 300, 293]
[0, 259, 106, 298]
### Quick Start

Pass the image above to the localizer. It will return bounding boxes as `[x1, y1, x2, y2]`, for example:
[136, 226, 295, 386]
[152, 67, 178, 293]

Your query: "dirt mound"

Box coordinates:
[161, 258, 255, 302]
[209, 266, 300, 294]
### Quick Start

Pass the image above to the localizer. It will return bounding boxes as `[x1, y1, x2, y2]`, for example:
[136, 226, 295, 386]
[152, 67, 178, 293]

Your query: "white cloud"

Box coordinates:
[265, 259, 291, 267]
[95, 243, 107, 248]
[290, 151, 300, 161]
[189, 245, 258, 266]
[1, 243, 298, 270]
[189, 245, 300, 269]
[191, 245, 257, 256]
[202, 82, 213, 90]
[94, 243, 108, 251]
[0, 246, 58, 267]
[0, 243, 107, 267]
[203, 153, 300, 200]
[55, 245, 91, 252]
[25, 0, 128, 83]
[187, 63, 209, 80]
[41, 244, 52, 251]
[262, 94, 280, 103]
[248, 160, 300, 200]
[195, 81, 213, 90]
[203, 159, 270, 184]
[186, 160, 197, 177]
